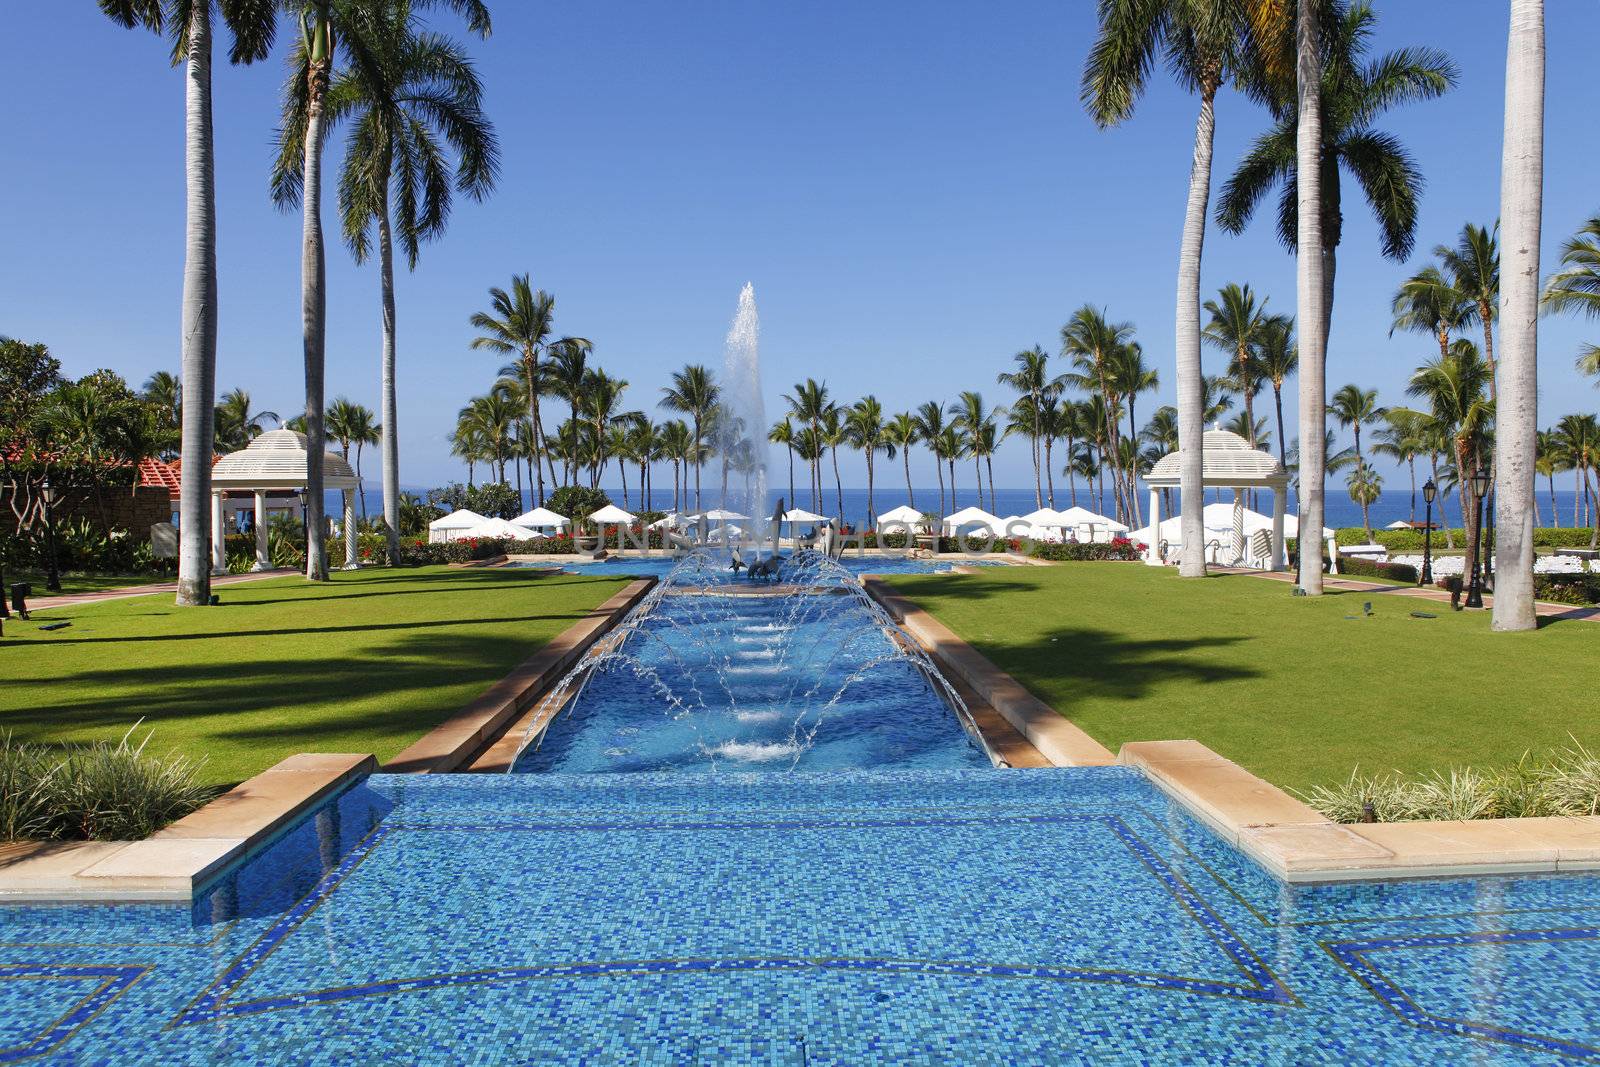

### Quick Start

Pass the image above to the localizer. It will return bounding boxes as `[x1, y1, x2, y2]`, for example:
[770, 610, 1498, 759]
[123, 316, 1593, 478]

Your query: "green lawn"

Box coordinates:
[885, 564, 1598, 792]
[1, 567, 628, 786]
[11, 572, 175, 596]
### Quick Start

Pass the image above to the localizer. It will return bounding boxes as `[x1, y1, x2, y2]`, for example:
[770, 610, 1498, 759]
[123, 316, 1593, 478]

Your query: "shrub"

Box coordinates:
[1534, 573, 1600, 606]
[1333, 526, 1596, 551]
[1029, 537, 1144, 562]
[1337, 556, 1419, 583]
[1300, 742, 1600, 823]
[0, 727, 213, 842]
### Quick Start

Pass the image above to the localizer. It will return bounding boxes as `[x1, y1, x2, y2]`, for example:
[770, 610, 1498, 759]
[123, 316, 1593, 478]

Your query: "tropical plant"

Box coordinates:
[1202, 282, 1271, 447]
[767, 419, 796, 511]
[325, 398, 380, 518]
[996, 345, 1061, 508]
[913, 401, 949, 516]
[846, 397, 890, 529]
[1371, 409, 1428, 523]
[782, 379, 833, 514]
[467, 275, 587, 507]
[1543, 215, 1600, 385]
[1408, 339, 1495, 586]
[1253, 314, 1297, 470]
[213, 388, 279, 452]
[1551, 415, 1599, 545]
[102, 0, 277, 605]
[1062, 305, 1137, 522]
[659, 365, 720, 513]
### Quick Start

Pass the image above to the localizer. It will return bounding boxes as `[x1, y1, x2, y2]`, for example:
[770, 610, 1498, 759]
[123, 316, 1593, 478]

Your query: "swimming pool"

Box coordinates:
[506, 553, 1010, 581]
[7, 768, 1599, 1064]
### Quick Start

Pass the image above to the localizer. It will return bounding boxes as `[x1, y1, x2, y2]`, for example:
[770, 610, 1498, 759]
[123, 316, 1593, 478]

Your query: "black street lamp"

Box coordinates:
[40, 473, 62, 594]
[1420, 479, 1436, 586]
[1465, 465, 1490, 609]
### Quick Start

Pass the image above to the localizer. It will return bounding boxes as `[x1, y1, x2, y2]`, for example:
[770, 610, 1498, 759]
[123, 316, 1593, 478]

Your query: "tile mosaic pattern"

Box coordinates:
[2, 767, 1600, 1063]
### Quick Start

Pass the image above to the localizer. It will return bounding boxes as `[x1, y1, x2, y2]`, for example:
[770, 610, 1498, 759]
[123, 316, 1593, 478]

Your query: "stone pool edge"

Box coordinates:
[0, 753, 374, 903]
[1122, 740, 1600, 883]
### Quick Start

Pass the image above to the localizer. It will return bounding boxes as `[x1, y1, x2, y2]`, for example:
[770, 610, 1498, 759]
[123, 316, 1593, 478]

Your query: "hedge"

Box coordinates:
[1333, 526, 1596, 551]
[1336, 555, 1420, 583]
[1534, 573, 1600, 606]
[1028, 539, 1143, 562]
[398, 535, 580, 565]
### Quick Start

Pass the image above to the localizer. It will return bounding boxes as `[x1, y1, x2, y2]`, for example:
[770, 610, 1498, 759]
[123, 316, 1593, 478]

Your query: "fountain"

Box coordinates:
[716, 283, 768, 542]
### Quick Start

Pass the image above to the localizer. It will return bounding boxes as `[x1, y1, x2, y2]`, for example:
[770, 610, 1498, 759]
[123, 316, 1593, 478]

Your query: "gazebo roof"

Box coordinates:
[1145, 429, 1287, 489]
[210, 428, 360, 490]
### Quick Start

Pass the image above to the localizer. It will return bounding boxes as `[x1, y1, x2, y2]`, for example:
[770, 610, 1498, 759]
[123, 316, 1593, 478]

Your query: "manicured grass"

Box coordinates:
[1, 567, 629, 786]
[884, 564, 1598, 792]
[10, 572, 174, 596]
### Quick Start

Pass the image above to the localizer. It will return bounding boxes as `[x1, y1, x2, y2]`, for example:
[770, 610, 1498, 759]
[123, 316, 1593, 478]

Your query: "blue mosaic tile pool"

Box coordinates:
[6, 768, 1600, 1064]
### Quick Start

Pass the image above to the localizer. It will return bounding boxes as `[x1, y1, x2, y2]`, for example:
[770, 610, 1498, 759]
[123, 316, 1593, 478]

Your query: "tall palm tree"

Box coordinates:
[1372, 409, 1427, 523]
[883, 413, 920, 511]
[1437, 223, 1501, 396]
[580, 370, 639, 489]
[782, 379, 833, 513]
[820, 407, 848, 522]
[950, 391, 997, 513]
[214, 388, 279, 451]
[658, 420, 691, 512]
[326, 399, 380, 519]
[1492, 0, 1544, 630]
[467, 275, 588, 506]
[1327, 384, 1385, 539]
[1143, 405, 1181, 519]
[1408, 340, 1494, 590]
[1062, 306, 1137, 521]
[659, 365, 719, 513]
[913, 401, 948, 516]
[935, 425, 964, 514]
[1552, 415, 1599, 546]
[1534, 429, 1564, 528]
[1202, 282, 1270, 446]
[1393, 265, 1471, 367]
[140, 370, 182, 455]
[1042, 397, 1077, 507]
[1109, 340, 1159, 523]
[846, 396, 889, 530]
[1255, 314, 1297, 470]
[768, 419, 796, 511]
[546, 339, 592, 485]
[330, 9, 497, 563]
[1542, 216, 1600, 390]
[1083, 0, 1248, 576]
[103, 0, 276, 603]
[1294, 0, 1328, 594]
[996, 345, 1059, 508]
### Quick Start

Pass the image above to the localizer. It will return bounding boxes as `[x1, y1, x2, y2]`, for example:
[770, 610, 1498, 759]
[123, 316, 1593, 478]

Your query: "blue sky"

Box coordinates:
[4, 1, 1597, 491]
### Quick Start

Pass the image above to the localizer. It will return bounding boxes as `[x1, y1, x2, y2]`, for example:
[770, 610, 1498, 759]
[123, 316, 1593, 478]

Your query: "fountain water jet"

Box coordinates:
[717, 283, 768, 540]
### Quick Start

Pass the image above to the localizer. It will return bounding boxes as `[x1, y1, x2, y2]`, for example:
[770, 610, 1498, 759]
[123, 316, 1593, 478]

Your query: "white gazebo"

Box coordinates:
[208, 429, 360, 573]
[459, 517, 537, 541]
[876, 504, 925, 530]
[1142, 429, 1289, 570]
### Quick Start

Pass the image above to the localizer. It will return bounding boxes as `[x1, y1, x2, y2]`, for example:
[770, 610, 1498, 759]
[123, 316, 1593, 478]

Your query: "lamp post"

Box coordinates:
[1420, 479, 1436, 586]
[1465, 465, 1490, 609]
[40, 473, 62, 594]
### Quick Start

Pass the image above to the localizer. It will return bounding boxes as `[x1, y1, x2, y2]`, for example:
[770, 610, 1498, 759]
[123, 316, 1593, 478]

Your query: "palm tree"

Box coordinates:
[820, 407, 848, 522]
[782, 379, 833, 513]
[467, 275, 588, 506]
[324, 398, 377, 518]
[1393, 265, 1471, 366]
[1143, 405, 1181, 519]
[545, 339, 591, 485]
[1437, 223, 1501, 396]
[1542, 216, 1600, 387]
[1083, 0, 1249, 576]
[1062, 306, 1136, 522]
[1294, 0, 1328, 594]
[768, 419, 796, 511]
[1042, 397, 1077, 507]
[580, 370, 639, 489]
[1491, 0, 1544, 630]
[1533, 429, 1561, 528]
[1109, 340, 1159, 524]
[883, 413, 920, 511]
[950, 391, 997, 513]
[330, 11, 497, 562]
[1408, 340, 1494, 589]
[914, 401, 948, 516]
[660, 365, 720, 513]
[1552, 415, 1599, 546]
[846, 397, 889, 529]
[996, 345, 1059, 508]
[1372, 409, 1428, 523]
[1327, 384, 1385, 539]
[934, 425, 964, 513]
[1255, 314, 1297, 470]
[658, 420, 691, 512]
[1202, 282, 1270, 447]
[140, 370, 182, 455]
[103, 0, 276, 604]
[459, 391, 516, 483]
[214, 388, 279, 451]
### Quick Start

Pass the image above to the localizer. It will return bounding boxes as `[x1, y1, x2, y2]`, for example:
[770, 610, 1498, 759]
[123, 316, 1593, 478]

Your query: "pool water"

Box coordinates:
[513, 583, 991, 774]
[7, 769, 1600, 1064]
[508, 554, 1009, 582]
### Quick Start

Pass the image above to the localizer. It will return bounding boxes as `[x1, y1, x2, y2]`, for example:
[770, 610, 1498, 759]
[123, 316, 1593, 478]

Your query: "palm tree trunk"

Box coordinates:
[1295, 2, 1327, 593]
[374, 190, 401, 564]
[986, 455, 996, 514]
[866, 450, 876, 531]
[902, 447, 914, 510]
[1272, 383, 1288, 472]
[786, 444, 795, 510]
[301, 51, 331, 583]
[1492, 0, 1544, 630]
[1458, 438, 1480, 589]
[1408, 457, 1417, 523]
[176, 1, 218, 605]
[934, 448, 945, 517]
[1175, 80, 1219, 578]
[522, 354, 546, 507]
[356, 442, 367, 520]
[831, 447, 844, 523]
[1044, 436, 1057, 508]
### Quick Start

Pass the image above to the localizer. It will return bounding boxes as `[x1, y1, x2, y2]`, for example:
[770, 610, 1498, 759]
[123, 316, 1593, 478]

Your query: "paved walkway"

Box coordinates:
[23, 569, 297, 613]
[1215, 566, 1600, 623]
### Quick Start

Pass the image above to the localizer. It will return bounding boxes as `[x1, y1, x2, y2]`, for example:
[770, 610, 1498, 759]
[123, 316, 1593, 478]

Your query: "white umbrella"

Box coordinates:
[876, 504, 924, 527]
[459, 517, 537, 540]
[427, 508, 487, 543]
[511, 506, 569, 530]
[646, 512, 692, 530]
[942, 506, 1004, 536]
[1018, 506, 1065, 526]
[782, 508, 827, 523]
[588, 504, 636, 524]
[701, 508, 749, 521]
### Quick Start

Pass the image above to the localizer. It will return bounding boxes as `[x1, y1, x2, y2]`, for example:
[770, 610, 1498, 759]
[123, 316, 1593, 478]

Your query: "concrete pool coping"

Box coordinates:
[1122, 740, 1600, 883]
[0, 753, 374, 903]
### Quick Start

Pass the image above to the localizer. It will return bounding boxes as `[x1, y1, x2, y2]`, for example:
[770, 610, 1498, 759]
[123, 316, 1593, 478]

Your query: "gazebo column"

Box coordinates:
[252, 490, 271, 571]
[1145, 487, 1163, 565]
[1270, 485, 1287, 571]
[342, 490, 359, 569]
[210, 490, 227, 575]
